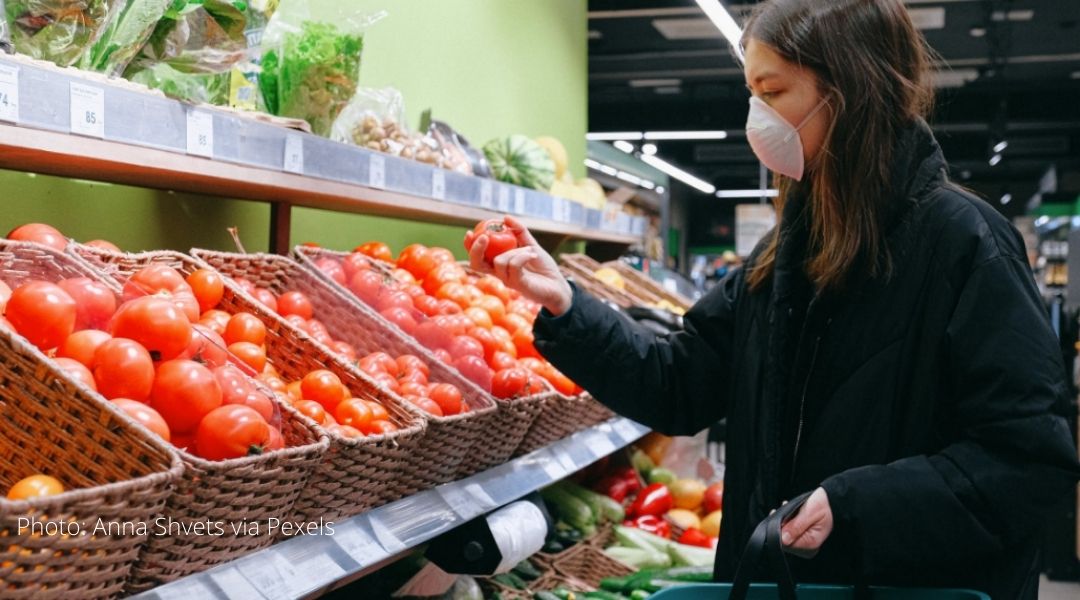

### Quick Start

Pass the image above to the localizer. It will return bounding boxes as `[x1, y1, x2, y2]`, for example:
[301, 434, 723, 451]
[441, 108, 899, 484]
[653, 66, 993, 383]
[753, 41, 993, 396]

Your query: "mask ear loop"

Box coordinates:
[782, 96, 830, 143]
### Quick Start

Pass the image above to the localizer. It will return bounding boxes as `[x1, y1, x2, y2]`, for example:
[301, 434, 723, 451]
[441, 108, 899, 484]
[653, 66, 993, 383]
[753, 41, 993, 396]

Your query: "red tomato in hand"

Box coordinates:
[186, 269, 224, 313]
[464, 219, 518, 264]
[277, 291, 314, 320]
[53, 357, 97, 391]
[58, 277, 117, 331]
[58, 329, 112, 368]
[113, 398, 171, 442]
[110, 296, 192, 362]
[7, 223, 67, 251]
[151, 359, 224, 434]
[123, 265, 199, 322]
[195, 405, 270, 461]
[93, 338, 155, 401]
[6, 281, 77, 350]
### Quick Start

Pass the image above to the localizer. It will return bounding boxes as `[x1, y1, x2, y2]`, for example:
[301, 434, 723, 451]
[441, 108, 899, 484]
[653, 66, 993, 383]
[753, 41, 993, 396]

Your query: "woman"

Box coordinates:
[470, 0, 1080, 597]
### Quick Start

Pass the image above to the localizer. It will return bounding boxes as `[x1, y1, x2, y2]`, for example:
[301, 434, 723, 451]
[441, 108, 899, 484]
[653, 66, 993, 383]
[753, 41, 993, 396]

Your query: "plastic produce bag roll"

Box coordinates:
[4, 0, 120, 65]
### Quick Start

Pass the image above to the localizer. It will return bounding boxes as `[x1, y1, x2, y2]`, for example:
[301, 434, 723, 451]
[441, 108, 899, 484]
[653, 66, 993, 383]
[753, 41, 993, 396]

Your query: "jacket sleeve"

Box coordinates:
[532, 269, 743, 436]
[821, 254, 1080, 576]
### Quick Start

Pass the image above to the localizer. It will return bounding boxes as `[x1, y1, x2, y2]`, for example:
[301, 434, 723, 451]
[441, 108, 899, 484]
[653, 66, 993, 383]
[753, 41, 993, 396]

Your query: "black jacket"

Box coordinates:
[534, 121, 1080, 599]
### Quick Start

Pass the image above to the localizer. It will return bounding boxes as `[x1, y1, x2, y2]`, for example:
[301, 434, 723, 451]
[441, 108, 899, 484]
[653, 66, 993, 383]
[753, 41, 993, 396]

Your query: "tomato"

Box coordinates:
[463, 306, 494, 330]
[314, 258, 346, 286]
[547, 369, 579, 396]
[435, 299, 462, 315]
[256, 372, 288, 394]
[234, 388, 275, 422]
[53, 357, 97, 391]
[151, 359, 223, 434]
[6, 281, 77, 350]
[334, 398, 373, 432]
[0, 280, 9, 314]
[369, 420, 399, 435]
[370, 372, 401, 394]
[379, 306, 418, 335]
[186, 269, 224, 312]
[304, 319, 329, 338]
[277, 291, 314, 320]
[518, 357, 552, 378]
[512, 328, 541, 360]
[360, 352, 399, 377]
[179, 325, 229, 368]
[401, 285, 425, 301]
[467, 327, 501, 362]
[342, 253, 374, 281]
[464, 219, 518, 264]
[355, 241, 393, 263]
[422, 263, 466, 295]
[227, 342, 267, 374]
[492, 371, 537, 399]
[364, 400, 391, 422]
[231, 277, 257, 295]
[110, 296, 192, 361]
[113, 398, 171, 442]
[58, 277, 117, 331]
[123, 265, 199, 322]
[397, 369, 428, 386]
[397, 244, 435, 278]
[433, 315, 467, 337]
[396, 355, 429, 378]
[391, 268, 417, 286]
[476, 295, 507, 325]
[199, 309, 231, 335]
[6, 474, 64, 500]
[252, 288, 278, 313]
[410, 321, 450, 353]
[83, 239, 121, 253]
[265, 425, 285, 451]
[476, 275, 512, 305]
[7, 223, 67, 251]
[301, 370, 346, 412]
[172, 431, 197, 453]
[224, 312, 266, 346]
[428, 383, 464, 416]
[448, 335, 484, 360]
[330, 341, 357, 362]
[500, 312, 532, 335]
[434, 348, 453, 364]
[399, 381, 428, 397]
[284, 380, 303, 402]
[489, 351, 517, 372]
[463, 285, 484, 306]
[195, 405, 270, 461]
[328, 424, 364, 439]
[435, 282, 471, 309]
[453, 355, 493, 392]
[300, 242, 320, 248]
[93, 338, 155, 401]
[58, 329, 112, 368]
[406, 395, 443, 417]
[293, 399, 329, 425]
[376, 289, 414, 313]
[348, 270, 384, 306]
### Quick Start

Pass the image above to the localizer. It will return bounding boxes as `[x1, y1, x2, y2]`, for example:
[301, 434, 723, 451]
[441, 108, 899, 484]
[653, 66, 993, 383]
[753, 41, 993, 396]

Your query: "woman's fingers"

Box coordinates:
[504, 215, 541, 249]
[469, 235, 494, 274]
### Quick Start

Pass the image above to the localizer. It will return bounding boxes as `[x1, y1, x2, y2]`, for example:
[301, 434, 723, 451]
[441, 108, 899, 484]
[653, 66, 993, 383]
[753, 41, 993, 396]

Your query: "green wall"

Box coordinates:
[0, 0, 587, 256]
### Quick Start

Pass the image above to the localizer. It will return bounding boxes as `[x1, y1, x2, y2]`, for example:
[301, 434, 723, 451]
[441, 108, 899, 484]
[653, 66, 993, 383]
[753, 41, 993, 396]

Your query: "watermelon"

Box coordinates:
[483, 135, 556, 191]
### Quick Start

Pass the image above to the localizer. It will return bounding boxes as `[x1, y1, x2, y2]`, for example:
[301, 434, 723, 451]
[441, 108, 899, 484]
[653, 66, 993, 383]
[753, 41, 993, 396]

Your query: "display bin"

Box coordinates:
[603, 260, 694, 311]
[531, 572, 594, 594]
[551, 543, 635, 589]
[67, 247, 430, 546]
[560, 254, 658, 308]
[649, 585, 991, 600]
[292, 245, 552, 475]
[0, 241, 187, 598]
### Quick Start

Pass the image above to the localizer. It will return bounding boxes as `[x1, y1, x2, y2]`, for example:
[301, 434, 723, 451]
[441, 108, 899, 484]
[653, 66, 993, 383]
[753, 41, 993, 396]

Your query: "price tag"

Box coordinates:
[209, 567, 263, 599]
[586, 430, 617, 457]
[613, 419, 640, 442]
[497, 186, 510, 213]
[369, 154, 386, 188]
[153, 578, 214, 600]
[334, 521, 384, 565]
[0, 64, 20, 123]
[480, 180, 494, 208]
[432, 169, 446, 200]
[369, 515, 406, 554]
[69, 82, 104, 138]
[514, 189, 526, 215]
[295, 553, 346, 586]
[551, 198, 565, 222]
[186, 110, 214, 157]
[553, 447, 579, 474]
[283, 133, 304, 173]
[236, 556, 293, 600]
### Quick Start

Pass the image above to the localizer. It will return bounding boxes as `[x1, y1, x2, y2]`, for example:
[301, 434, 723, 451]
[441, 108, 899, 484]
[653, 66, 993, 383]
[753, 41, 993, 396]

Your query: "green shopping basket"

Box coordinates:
[650, 492, 990, 600]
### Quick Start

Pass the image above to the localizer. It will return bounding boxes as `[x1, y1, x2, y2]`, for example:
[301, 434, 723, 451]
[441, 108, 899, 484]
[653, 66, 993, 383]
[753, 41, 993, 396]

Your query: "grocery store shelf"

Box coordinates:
[135, 417, 648, 600]
[0, 56, 644, 253]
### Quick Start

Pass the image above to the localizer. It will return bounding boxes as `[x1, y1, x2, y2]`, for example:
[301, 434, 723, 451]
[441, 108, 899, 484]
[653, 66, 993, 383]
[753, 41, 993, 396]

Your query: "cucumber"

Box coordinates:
[557, 481, 626, 523]
[493, 573, 527, 590]
[604, 546, 670, 570]
[535, 593, 562, 600]
[630, 591, 651, 600]
[512, 559, 543, 581]
[541, 487, 594, 532]
[583, 591, 628, 600]
[667, 541, 715, 568]
[643, 580, 685, 593]
[651, 565, 713, 582]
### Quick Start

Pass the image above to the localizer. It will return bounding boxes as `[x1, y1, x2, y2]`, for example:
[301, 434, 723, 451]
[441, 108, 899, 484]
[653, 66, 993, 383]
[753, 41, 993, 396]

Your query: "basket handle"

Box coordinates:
[729, 490, 812, 600]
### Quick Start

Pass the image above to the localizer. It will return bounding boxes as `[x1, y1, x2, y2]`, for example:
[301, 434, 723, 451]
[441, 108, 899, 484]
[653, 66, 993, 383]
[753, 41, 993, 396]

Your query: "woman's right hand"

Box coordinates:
[468, 216, 573, 317]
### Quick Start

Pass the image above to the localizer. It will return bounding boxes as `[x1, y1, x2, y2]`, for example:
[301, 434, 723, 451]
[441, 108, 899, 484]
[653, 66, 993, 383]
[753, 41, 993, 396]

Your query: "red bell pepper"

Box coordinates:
[627, 483, 673, 518]
[616, 466, 642, 493]
[594, 475, 632, 502]
[677, 527, 713, 548]
[623, 515, 672, 538]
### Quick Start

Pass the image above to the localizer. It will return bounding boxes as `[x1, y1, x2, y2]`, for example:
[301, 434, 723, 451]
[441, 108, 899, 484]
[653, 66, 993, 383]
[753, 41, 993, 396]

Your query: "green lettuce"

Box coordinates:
[4, 0, 114, 66]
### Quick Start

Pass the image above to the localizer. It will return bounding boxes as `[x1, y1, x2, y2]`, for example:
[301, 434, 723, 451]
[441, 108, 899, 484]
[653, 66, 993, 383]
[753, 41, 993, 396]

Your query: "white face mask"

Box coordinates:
[745, 95, 829, 182]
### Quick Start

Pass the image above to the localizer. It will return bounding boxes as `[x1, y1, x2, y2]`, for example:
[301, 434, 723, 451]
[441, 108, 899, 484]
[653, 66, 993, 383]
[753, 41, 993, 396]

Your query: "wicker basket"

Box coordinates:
[530, 572, 594, 594]
[551, 543, 635, 589]
[292, 246, 552, 477]
[603, 260, 694, 311]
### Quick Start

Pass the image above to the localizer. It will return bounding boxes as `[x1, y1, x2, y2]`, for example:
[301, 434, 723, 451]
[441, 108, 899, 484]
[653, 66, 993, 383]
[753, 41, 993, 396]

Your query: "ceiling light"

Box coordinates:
[588, 30, 603, 40]
[993, 141, 1009, 153]
[992, 10, 1034, 22]
[969, 27, 986, 38]
[1000, 193, 1013, 205]
[600, 165, 618, 176]
[694, 0, 745, 61]
[586, 132, 643, 141]
[640, 180, 655, 190]
[616, 171, 643, 186]
[656, 186, 666, 194]
[613, 140, 635, 153]
[644, 131, 728, 141]
[931, 68, 979, 88]
[989, 154, 1003, 166]
[1070, 71, 1080, 80]
[907, 7, 945, 30]
[642, 143, 658, 155]
[715, 189, 780, 199]
[629, 79, 682, 88]
[641, 155, 716, 194]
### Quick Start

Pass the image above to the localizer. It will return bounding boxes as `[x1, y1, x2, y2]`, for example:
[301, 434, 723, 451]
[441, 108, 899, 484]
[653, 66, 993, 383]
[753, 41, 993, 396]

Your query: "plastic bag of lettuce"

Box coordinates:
[79, 0, 173, 76]
[3, 0, 121, 65]
[258, 1, 385, 136]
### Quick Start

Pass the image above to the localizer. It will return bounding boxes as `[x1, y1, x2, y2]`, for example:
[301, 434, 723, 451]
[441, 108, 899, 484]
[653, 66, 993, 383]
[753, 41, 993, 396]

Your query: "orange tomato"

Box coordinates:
[227, 342, 267, 373]
[224, 312, 266, 346]
[464, 306, 494, 329]
[186, 269, 224, 313]
[7, 474, 64, 500]
[355, 241, 393, 263]
[512, 328, 541, 359]
[294, 399, 329, 425]
[476, 295, 507, 325]
[334, 398, 373, 432]
[301, 370, 347, 412]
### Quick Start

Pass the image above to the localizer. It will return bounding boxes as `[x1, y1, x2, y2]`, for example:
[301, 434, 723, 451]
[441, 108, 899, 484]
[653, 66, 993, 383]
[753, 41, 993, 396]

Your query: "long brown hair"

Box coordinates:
[743, 0, 935, 293]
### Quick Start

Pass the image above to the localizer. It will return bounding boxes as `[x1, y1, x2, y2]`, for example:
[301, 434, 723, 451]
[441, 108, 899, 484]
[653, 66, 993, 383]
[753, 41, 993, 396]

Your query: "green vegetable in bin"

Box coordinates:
[534, 592, 563, 600]
[556, 481, 625, 524]
[492, 572, 528, 591]
[646, 468, 676, 486]
[629, 591, 650, 600]
[630, 449, 655, 476]
[541, 485, 595, 532]
[512, 559, 543, 581]
[583, 591, 630, 600]
[4, 0, 116, 66]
